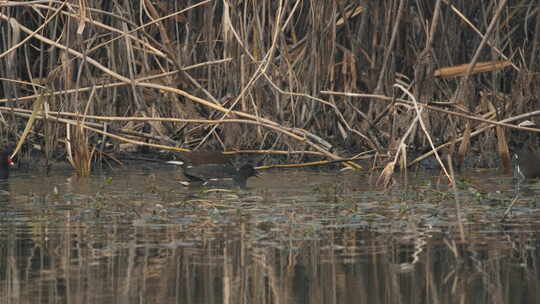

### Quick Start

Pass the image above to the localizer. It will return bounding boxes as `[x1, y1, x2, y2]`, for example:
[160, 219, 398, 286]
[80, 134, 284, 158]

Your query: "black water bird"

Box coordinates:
[181, 163, 258, 188]
[514, 120, 540, 179]
[167, 151, 258, 188]
[515, 144, 540, 179]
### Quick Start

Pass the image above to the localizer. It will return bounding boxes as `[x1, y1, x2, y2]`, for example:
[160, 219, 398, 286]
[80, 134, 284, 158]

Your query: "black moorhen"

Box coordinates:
[166, 151, 258, 188]
[515, 144, 540, 179]
[0, 151, 14, 179]
[182, 163, 258, 188]
[514, 120, 540, 179]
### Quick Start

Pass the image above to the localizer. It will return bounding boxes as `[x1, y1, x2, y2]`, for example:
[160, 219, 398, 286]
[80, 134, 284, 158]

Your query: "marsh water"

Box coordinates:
[1, 163, 540, 304]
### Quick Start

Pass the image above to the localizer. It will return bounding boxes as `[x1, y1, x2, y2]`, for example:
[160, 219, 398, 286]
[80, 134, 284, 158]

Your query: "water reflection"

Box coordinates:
[0, 181, 11, 203]
[0, 168, 539, 303]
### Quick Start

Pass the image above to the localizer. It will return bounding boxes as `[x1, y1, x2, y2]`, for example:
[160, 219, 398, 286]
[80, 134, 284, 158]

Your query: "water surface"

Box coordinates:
[0, 165, 539, 303]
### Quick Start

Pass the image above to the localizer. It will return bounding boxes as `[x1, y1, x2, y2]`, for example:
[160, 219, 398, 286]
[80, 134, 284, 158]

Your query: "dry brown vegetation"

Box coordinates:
[0, 0, 539, 176]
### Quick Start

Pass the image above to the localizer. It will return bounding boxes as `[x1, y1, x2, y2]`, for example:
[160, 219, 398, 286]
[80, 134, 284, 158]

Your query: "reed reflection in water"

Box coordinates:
[0, 221, 539, 304]
[0, 167, 538, 303]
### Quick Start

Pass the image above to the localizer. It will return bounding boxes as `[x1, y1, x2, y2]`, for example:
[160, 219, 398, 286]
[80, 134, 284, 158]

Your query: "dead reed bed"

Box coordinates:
[0, 0, 538, 178]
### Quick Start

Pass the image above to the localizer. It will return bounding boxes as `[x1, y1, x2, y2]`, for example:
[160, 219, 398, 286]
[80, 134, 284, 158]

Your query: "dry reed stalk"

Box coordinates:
[70, 122, 94, 177]
[456, 122, 471, 169]
[41, 96, 60, 173]
[193, 0, 286, 150]
[434, 60, 512, 78]
[6, 109, 335, 165]
[0, 12, 340, 157]
[12, 64, 375, 152]
[394, 84, 452, 184]
[452, 0, 509, 105]
[323, 91, 540, 133]
[7, 107, 361, 170]
[10, 92, 45, 159]
[496, 126, 511, 174]
[8, 107, 325, 148]
[258, 155, 370, 170]
[443, 1, 517, 71]
[1, 0, 537, 171]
